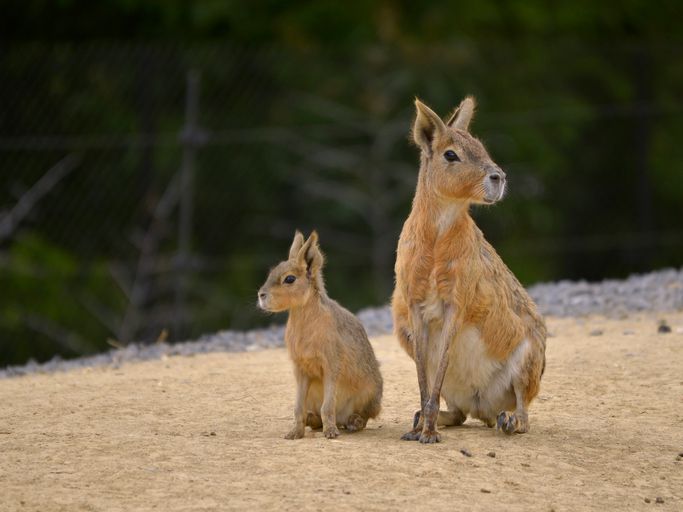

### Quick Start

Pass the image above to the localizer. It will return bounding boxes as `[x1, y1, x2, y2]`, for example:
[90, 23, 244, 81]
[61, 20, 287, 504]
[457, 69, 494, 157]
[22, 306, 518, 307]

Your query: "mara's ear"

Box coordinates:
[288, 230, 305, 260]
[446, 96, 477, 131]
[297, 231, 324, 275]
[413, 99, 446, 153]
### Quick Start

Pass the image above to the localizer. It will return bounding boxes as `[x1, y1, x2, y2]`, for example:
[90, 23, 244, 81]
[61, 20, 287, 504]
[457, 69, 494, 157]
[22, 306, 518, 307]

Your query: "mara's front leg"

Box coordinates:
[321, 372, 340, 439]
[401, 304, 431, 441]
[419, 304, 457, 444]
[285, 369, 310, 440]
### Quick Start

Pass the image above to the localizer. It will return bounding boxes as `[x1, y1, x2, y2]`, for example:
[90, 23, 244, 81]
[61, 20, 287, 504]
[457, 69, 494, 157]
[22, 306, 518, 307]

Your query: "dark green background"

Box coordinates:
[1, 1, 682, 366]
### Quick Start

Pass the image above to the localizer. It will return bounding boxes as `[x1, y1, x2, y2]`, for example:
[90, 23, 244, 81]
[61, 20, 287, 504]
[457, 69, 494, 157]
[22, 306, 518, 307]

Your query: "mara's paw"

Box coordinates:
[400, 427, 422, 441]
[496, 411, 529, 435]
[418, 429, 441, 444]
[284, 427, 305, 440]
[346, 414, 366, 433]
[323, 425, 340, 439]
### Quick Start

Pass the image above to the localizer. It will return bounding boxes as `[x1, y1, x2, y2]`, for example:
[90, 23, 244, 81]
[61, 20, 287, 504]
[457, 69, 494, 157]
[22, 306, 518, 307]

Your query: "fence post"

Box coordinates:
[175, 69, 204, 341]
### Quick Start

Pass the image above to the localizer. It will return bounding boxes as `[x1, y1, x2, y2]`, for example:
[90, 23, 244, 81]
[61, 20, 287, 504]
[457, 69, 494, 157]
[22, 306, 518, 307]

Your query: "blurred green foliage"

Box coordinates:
[1, 1, 682, 366]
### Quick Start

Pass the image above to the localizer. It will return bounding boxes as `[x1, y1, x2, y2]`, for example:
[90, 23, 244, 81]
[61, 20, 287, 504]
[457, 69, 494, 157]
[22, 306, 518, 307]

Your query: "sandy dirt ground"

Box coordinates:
[1, 312, 682, 511]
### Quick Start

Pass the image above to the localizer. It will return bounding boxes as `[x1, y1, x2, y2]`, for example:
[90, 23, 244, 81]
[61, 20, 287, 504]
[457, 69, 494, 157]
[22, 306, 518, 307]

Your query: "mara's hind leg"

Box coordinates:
[412, 408, 466, 429]
[346, 385, 381, 433]
[496, 376, 530, 435]
[345, 413, 368, 432]
[496, 344, 544, 435]
[306, 412, 323, 430]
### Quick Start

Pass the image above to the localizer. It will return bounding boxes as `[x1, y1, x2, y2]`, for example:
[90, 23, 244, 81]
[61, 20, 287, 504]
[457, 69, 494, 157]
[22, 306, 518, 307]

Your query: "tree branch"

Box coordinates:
[0, 154, 81, 243]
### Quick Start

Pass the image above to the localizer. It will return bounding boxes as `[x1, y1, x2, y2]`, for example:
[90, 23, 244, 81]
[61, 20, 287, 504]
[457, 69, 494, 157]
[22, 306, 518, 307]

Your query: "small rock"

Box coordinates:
[644, 498, 651, 503]
[521, 462, 530, 467]
[210, 431, 216, 436]
[589, 329, 604, 337]
[343, 490, 351, 495]
[658, 321, 671, 334]
[460, 448, 472, 457]
[655, 497, 664, 504]
[480, 488, 491, 494]
[487, 451, 496, 458]
[623, 329, 635, 335]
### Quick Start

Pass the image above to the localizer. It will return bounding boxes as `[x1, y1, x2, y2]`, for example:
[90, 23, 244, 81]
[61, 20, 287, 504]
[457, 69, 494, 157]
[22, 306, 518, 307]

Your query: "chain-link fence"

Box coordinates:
[2, 42, 682, 366]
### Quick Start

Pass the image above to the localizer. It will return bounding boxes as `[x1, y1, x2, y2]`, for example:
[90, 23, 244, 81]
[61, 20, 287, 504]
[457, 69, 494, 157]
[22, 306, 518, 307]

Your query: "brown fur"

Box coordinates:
[258, 231, 383, 439]
[392, 97, 546, 443]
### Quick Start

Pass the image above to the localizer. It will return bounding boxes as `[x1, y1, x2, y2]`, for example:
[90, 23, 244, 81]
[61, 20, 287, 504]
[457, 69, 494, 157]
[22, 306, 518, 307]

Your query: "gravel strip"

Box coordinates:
[2, 267, 681, 378]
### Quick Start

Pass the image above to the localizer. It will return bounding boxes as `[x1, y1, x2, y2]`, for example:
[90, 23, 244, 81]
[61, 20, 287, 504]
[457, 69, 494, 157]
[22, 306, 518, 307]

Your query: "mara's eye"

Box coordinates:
[444, 150, 460, 162]
[283, 275, 296, 284]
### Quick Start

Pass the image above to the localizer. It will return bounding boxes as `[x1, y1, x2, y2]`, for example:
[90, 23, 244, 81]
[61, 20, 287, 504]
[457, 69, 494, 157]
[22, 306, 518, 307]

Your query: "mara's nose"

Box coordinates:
[488, 169, 506, 183]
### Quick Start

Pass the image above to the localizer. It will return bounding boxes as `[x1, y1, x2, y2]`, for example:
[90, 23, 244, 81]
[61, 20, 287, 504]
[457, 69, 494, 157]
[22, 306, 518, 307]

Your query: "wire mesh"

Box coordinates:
[1, 42, 682, 366]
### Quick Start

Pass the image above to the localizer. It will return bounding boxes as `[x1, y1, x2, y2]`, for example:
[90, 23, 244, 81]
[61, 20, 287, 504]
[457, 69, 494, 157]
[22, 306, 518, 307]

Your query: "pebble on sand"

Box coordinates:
[487, 451, 496, 458]
[657, 321, 672, 334]
[460, 448, 472, 457]
[480, 488, 491, 494]
[589, 329, 604, 336]
[655, 497, 664, 504]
